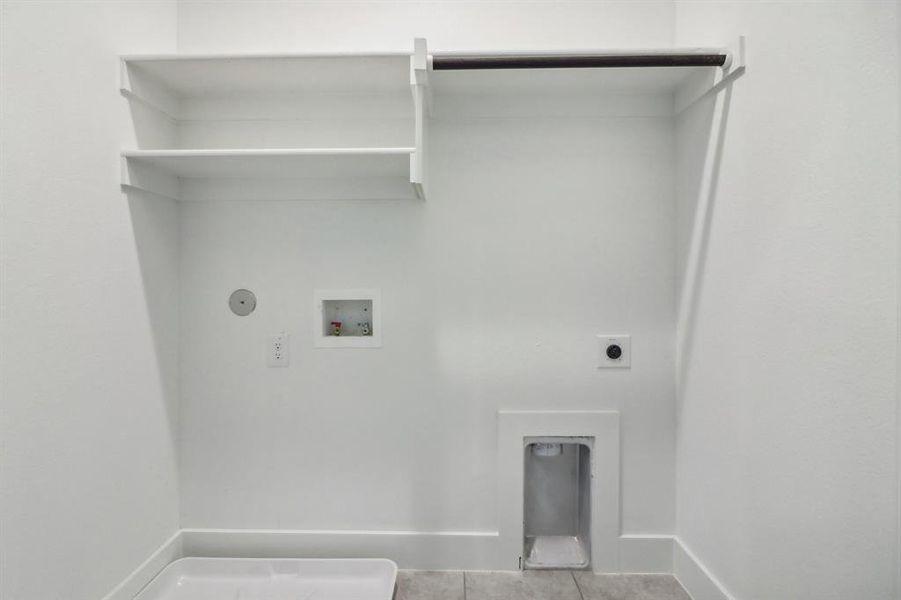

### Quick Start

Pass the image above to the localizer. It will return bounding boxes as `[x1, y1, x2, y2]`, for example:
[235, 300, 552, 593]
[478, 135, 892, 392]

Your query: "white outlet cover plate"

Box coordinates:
[268, 333, 289, 367]
[597, 334, 630, 369]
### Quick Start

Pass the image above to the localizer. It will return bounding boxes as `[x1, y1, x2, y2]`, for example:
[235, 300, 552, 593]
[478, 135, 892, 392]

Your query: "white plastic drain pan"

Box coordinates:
[135, 558, 398, 600]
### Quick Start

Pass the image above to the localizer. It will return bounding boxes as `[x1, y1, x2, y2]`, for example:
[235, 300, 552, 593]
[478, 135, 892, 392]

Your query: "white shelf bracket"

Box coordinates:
[119, 57, 179, 121]
[411, 37, 432, 115]
[120, 154, 179, 200]
[675, 36, 747, 115]
[410, 37, 429, 200]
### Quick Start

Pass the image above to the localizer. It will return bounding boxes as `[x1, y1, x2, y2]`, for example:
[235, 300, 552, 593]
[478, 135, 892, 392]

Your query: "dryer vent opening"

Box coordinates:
[523, 438, 592, 570]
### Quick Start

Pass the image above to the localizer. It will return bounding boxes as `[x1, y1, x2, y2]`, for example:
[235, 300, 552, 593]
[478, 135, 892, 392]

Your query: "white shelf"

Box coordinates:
[121, 148, 422, 201]
[121, 52, 411, 100]
[122, 148, 413, 178]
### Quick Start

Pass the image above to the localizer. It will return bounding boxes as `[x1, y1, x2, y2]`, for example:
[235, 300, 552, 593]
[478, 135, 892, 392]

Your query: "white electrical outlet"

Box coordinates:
[268, 333, 289, 367]
[597, 334, 630, 369]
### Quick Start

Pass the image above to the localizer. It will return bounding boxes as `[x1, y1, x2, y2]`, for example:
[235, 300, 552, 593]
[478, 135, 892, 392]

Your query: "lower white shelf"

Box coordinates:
[121, 147, 423, 201]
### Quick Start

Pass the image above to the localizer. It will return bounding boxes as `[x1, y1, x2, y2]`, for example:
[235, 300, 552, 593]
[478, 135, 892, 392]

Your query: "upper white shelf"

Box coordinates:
[122, 52, 411, 98]
[121, 45, 736, 105]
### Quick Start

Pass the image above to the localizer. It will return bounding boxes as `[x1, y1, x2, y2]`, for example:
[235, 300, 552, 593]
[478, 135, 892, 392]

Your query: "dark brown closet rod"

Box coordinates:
[431, 53, 728, 70]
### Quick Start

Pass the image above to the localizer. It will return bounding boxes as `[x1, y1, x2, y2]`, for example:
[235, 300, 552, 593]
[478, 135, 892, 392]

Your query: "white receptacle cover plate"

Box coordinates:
[268, 332, 289, 367]
[597, 334, 630, 368]
[135, 557, 397, 600]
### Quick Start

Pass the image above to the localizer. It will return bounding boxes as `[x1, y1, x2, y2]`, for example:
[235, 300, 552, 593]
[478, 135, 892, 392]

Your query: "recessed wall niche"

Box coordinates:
[314, 289, 382, 348]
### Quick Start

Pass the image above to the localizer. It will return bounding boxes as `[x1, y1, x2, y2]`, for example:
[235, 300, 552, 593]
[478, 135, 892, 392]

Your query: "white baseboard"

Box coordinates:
[181, 529, 676, 574]
[180, 528, 505, 571]
[673, 537, 736, 600]
[100, 531, 183, 600]
[101, 528, 684, 599]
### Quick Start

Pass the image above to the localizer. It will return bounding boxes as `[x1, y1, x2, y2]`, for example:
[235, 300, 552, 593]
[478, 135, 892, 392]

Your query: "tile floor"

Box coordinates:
[395, 570, 692, 600]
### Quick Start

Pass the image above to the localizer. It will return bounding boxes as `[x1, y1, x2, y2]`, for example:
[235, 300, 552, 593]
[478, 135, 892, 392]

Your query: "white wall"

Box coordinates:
[0, 2, 179, 599]
[674, 3, 900, 599]
[173, 0, 679, 555]
[178, 114, 678, 540]
[176, 1, 675, 54]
